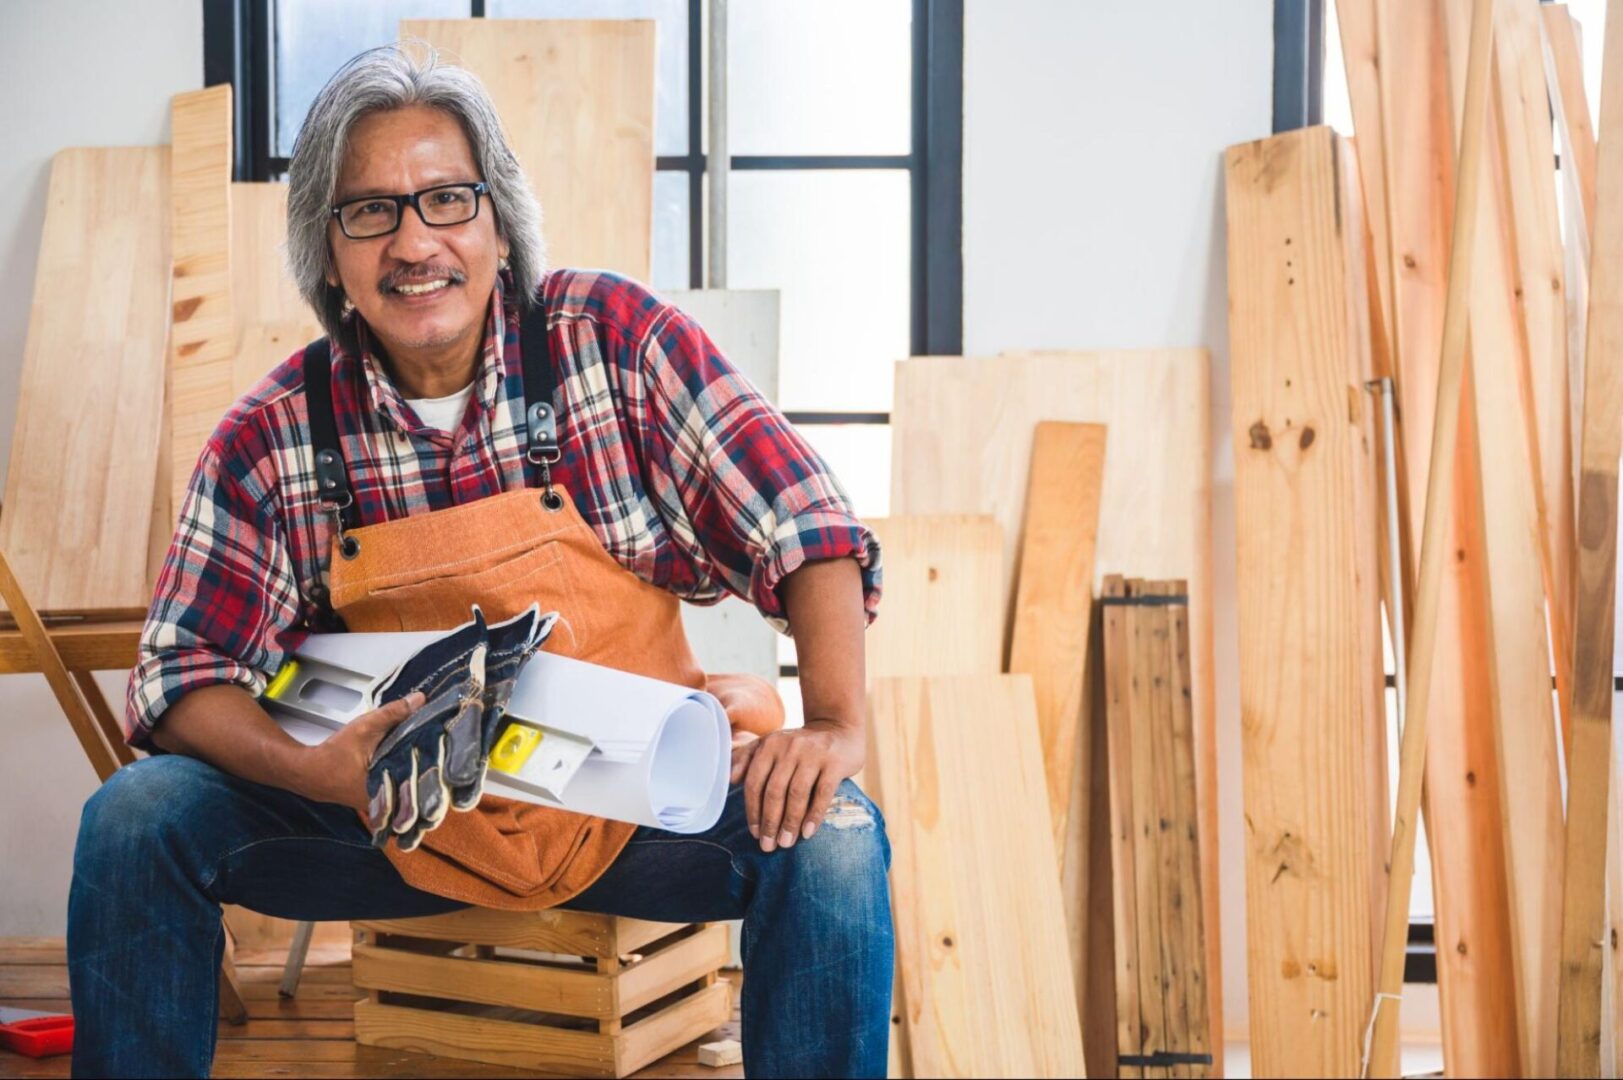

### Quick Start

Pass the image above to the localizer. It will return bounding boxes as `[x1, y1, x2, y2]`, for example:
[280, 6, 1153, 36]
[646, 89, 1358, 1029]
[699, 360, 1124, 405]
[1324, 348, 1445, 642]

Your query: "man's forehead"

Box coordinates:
[336, 105, 478, 196]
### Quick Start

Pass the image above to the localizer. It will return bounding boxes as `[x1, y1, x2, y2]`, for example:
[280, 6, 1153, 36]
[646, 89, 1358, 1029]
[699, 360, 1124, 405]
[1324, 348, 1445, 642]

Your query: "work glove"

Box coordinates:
[366, 610, 489, 851]
[448, 605, 560, 810]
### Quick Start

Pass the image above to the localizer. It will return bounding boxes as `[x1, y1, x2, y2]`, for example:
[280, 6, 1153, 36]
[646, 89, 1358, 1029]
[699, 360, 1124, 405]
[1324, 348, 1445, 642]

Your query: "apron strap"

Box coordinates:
[518, 298, 561, 498]
[301, 336, 362, 546]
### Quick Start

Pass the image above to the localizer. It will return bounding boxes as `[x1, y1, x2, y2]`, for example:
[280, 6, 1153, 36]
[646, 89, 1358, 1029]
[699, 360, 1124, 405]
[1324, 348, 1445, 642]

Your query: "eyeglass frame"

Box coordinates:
[329, 181, 491, 240]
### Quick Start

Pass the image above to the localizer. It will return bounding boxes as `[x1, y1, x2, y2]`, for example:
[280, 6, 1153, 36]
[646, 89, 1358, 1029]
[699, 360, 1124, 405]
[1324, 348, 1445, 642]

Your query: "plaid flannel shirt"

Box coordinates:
[125, 269, 882, 747]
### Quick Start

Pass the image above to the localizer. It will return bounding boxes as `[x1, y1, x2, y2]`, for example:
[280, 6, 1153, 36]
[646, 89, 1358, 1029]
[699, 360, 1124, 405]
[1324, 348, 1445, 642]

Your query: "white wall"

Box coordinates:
[0, 0, 202, 935]
[963, 0, 1272, 1036]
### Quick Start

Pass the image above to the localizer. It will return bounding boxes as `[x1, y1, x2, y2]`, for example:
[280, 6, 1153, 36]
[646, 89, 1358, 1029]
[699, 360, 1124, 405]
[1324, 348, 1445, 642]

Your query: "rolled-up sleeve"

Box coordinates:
[632, 301, 882, 635]
[124, 434, 305, 748]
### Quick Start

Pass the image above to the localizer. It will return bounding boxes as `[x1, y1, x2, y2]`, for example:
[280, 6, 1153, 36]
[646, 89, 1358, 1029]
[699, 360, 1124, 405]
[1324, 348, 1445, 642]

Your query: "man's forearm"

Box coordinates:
[149, 684, 334, 803]
[779, 556, 867, 728]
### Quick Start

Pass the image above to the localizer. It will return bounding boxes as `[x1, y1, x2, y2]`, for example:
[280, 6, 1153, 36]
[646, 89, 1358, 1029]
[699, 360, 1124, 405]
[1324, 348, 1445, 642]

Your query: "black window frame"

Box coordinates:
[201, 0, 964, 429]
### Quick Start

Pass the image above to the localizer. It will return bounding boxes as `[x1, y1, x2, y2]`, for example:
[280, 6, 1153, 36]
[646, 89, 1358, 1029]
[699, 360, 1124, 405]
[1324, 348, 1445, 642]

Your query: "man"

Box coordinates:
[67, 44, 890, 1079]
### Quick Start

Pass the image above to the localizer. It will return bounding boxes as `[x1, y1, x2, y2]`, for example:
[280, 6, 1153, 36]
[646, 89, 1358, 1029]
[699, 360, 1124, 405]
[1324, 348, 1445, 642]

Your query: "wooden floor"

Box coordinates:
[0, 938, 743, 1079]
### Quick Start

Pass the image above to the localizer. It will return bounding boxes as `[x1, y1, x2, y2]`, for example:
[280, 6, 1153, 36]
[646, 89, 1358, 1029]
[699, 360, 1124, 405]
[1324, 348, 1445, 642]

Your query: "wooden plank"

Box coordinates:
[1496, 0, 1576, 718]
[168, 86, 235, 515]
[352, 981, 730, 1079]
[1164, 581, 1212, 1078]
[0, 621, 141, 674]
[1460, 24, 1568, 1071]
[0, 147, 169, 612]
[616, 925, 728, 1016]
[1127, 582, 1169, 1080]
[1557, 0, 1623, 1070]
[230, 182, 312, 331]
[1224, 125, 1386, 1077]
[889, 347, 1218, 1072]
[1545, 5, 1598, 238]
[861, 516, 1002, 680]
[1102, 578, 1145, 1080]
[355, 910, 678, 958]
[1336, 2, 1522, 1071]
[352, 943, 613, 1018]
[1007, 421, 1106, 859]
[869, 674, 1084, 1078]
[1371, 0, 1499, 1071]
[399, 20, 654, 281]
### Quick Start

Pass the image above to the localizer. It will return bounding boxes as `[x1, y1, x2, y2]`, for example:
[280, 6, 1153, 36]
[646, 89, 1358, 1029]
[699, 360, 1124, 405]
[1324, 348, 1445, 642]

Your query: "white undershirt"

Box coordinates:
[405, 382, 476, 433]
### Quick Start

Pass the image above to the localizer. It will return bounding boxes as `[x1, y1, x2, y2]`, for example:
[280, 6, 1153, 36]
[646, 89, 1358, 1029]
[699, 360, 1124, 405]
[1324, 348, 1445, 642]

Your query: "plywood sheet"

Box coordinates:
[1, 148, 170, 612]
[869, 674, 1085, 1078]
[168, 86, 235, 515]
[1007, 421, 1105, 860]
[1224, 126, 1386, 1077]
[890, 347, 1218, 1070]
[401, 19, 654, 280]
[231, 182, 313, 332]
[861, 516, 1002, 681]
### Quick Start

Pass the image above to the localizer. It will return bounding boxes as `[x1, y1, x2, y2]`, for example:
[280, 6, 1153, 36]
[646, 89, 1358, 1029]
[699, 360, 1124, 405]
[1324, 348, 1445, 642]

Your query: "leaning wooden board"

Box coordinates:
[869, 674, 1085, 1078]
[1464, 20, 1566, 1070]
[1, 147, 170, 612]
[168, 86, 235, 516]
[890, 347, 1217, 1072]
[1334, 2, 1522, 1071]
[400, 19, 654, 280]
[1558, 0, 1623, 1071]
[1225, 126, 1387, 1077]
[1007, 422, 1106, 861]
[858, 514, 1001, 1080]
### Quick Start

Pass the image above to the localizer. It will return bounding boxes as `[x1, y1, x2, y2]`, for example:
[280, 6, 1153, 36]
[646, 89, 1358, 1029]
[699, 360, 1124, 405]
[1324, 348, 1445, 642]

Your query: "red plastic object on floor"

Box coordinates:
[0, 1007, 73, 1058]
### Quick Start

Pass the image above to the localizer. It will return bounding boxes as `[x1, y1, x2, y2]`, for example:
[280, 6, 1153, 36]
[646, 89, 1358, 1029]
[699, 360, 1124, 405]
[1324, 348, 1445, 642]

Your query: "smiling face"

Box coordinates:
[327, 104, 509, 375]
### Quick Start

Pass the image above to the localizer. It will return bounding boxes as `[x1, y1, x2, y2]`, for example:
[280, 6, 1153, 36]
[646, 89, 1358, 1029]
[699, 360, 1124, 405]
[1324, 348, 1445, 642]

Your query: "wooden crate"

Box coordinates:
[351, 910, 731, 1078]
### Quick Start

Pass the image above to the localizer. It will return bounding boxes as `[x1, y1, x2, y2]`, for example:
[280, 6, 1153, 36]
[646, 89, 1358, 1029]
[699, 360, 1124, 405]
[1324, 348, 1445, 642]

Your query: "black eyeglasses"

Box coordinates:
[330, 182, 490, 240]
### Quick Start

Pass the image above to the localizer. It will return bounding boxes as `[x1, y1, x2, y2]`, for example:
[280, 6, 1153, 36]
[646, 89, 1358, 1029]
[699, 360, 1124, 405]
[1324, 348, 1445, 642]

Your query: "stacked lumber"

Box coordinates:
[1100, 576, 1211, 1079]
[1213, 0, 1623, 1073]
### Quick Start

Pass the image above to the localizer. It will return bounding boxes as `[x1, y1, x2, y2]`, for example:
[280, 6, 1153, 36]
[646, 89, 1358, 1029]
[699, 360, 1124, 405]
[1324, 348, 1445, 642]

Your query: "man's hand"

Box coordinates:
[295, 692, 425, 812]
[735, 719, 865, 852]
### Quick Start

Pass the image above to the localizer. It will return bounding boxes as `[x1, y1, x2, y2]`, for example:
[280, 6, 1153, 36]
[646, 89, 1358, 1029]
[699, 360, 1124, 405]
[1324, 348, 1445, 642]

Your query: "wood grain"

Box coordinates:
[1224, 126, 1387, 1078]
[1335, 2, 1523, 1072]
[1005, 421, 1106, 859]
[861, 516, 1003, 681]
[0, 148, 169, 612]
[399, 20, 654, 280]
[168, 86, 235, 515]
[1495, 0, 1576, 721]
[869, 675, 1085, 1078]
[889, 348, 1218, 1073]
[1458, 14, 1568, 1069]
[1557, 0, 1623, 1070]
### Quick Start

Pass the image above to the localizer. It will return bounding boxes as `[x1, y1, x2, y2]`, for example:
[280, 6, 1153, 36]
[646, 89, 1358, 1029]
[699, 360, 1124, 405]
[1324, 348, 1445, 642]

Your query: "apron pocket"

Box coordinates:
[366, 541, 591, 646]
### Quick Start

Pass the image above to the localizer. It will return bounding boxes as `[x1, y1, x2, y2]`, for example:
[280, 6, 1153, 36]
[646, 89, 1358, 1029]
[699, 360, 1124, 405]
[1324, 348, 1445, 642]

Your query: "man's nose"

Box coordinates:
[384, 204, 443, 262]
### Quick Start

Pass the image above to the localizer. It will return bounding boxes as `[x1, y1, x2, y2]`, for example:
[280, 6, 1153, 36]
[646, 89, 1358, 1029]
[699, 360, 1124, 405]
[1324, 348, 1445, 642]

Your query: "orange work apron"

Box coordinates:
[328, 488, 783, 909]
[300, 308, 782, 910]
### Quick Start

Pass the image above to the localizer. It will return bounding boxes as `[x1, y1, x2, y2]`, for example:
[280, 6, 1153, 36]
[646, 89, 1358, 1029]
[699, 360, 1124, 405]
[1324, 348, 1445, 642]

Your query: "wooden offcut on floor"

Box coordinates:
[0, 938, 742, 1079]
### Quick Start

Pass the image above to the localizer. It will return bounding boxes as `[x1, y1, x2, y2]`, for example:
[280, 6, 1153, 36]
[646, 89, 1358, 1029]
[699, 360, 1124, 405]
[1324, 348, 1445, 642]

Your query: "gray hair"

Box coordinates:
[286, 41, 546, 343]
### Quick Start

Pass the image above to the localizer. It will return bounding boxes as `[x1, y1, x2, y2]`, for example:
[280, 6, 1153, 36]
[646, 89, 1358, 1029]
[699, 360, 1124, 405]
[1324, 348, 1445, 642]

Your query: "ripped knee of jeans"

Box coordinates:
[824, 793, 876, 831]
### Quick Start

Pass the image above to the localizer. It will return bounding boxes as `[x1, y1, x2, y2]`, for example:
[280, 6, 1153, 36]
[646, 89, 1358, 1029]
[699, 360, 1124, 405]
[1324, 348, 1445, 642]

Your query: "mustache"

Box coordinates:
[378, 266, 468, 293]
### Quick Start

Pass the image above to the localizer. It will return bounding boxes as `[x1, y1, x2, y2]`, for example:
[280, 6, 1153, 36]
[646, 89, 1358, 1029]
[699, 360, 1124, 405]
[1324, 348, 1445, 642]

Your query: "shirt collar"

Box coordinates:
[343, 273, 512, 434]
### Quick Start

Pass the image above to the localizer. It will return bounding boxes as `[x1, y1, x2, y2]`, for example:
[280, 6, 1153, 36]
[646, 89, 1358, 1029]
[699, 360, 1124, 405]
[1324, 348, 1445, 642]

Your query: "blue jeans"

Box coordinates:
[67, 754, 893, 1078]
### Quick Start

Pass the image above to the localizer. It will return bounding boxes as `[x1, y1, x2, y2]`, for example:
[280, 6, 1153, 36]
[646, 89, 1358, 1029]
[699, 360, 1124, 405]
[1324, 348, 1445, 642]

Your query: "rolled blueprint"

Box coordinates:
[266, 624, 730, 835]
